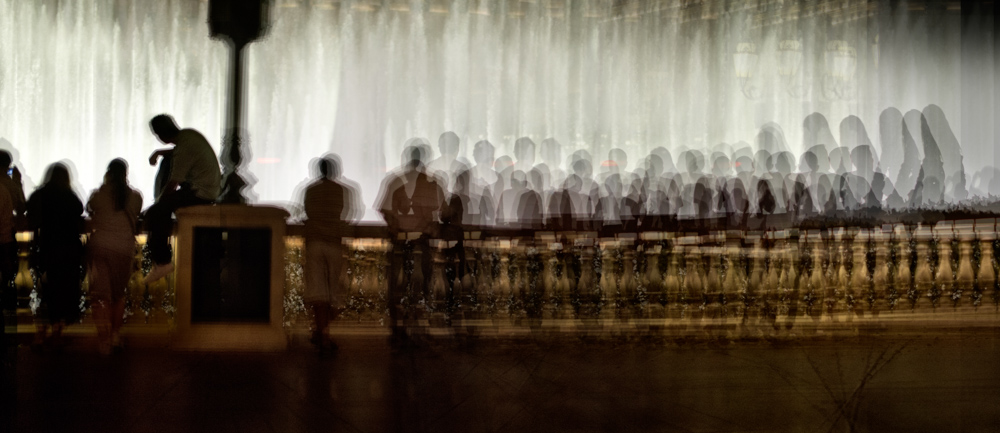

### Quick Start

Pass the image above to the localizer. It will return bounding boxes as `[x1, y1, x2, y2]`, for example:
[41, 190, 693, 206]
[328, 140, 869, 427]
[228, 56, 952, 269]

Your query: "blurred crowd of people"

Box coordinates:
[370, 106, 973, 236]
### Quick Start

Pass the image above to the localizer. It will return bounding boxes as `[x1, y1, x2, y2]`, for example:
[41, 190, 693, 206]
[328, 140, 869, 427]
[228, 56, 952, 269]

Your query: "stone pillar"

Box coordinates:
[172, 205, 288, 351]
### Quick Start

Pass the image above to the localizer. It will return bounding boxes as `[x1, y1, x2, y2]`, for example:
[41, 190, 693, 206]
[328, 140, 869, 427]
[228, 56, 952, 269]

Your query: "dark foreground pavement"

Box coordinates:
[4, 329, 1000, 433]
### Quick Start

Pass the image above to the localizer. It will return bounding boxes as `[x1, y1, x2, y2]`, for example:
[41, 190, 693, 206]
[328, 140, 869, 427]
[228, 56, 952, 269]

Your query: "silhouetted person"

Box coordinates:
[143, 114, 221, 283]
[86, 159, 142, 355]
[493, 155, 515, 210]
[378, 146, 445, 345]
[0, 150, 24, 340]
[849, 145, 879, 209]
[27, 163, 84, 349]
[469, 140, 498, 226]
[520, 169, 546, 229]
[428, 131, 462, 191]
[803, 112, 839, 156]
[879, 108, 905, 186]
[916, 112, 946, 206]
[756, 123, 790, 155]
[800, 147, 827, 214]
[303, 155, 360, 354]
[768, 150, 795, 215]
[513, 137, 536, 173]
[497, 170, 527, 227]
[0, 151, 26, 230]
[756, 175, 776, 215]
[450, 169, 476, 226]
[0, 170, 13, 347]
[788, 173, 813, 221]
[439, 176, 467, 320]
[888, 110, 920, 201]
[922, 104, 967, 201]
[563, 151, 600, 230]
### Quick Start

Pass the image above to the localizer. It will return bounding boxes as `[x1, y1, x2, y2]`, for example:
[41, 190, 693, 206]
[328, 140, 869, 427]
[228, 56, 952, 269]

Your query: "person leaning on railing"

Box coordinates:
[302, 155, 361, 354]
[26, 163, 84, 350]
[377, 146, 446, 346]
[0, 150, 24, 342]
[86, 158, 142, 355]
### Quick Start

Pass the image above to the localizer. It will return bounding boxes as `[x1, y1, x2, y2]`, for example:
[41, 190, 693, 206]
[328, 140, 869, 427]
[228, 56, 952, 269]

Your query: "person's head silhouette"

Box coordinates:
[473, 140, 495, 165]
[439, 132, 460, 158]
[316, 155, 341, 180]
[105, 158, 128, 183]
[0, 150, 11, 171]
[514, 137, 536, 166]
[404, 146, 425, 170]
[149, 114, 181, 143]
[42, 162, 72, 190]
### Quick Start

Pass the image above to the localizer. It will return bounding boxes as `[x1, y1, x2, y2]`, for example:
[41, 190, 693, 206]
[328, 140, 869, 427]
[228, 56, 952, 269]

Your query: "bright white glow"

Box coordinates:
[0, 1, 994, 221]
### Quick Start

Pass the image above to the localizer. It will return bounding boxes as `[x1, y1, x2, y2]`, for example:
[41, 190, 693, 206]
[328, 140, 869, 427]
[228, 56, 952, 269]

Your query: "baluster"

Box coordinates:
[934, 232, 953, 311]
[977, 235, 996, 310]
[663, 239, 682, 326]
[955, 232, 975, 310]
[806, 234, 824, 324]
[645, 240, 664, 319]
[721, 246, 739, 323]
[850, 233, 869, 320]
[599, 243, 614, 308]
[621, 246, 638, 321]
[685, 243, 704, 327]
[429, 241, 447, 322]
[913, 229, 934, 311]
[704, 245, 722, 327]
[896, 229, 913, 312]
[556, 247, 572, 319]
[762, 237, 780, 332]
[783, 231, 801, 332]
[742, 239, 763, 332]
[541, 247, 555, 302]
[872, 231, 890, 317]
[576, 241, 595, 321]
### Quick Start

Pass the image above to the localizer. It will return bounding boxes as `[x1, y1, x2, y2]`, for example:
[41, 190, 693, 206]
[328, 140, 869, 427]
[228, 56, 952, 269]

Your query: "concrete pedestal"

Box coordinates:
[172, 204, 289, 351]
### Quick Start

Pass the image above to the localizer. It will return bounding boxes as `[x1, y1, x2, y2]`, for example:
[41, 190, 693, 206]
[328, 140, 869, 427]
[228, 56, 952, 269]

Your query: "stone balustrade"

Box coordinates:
[12, 219, 1000, 336]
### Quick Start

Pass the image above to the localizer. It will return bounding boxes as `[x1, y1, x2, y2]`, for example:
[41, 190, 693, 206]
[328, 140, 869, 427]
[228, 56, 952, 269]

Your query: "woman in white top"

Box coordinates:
[87, 159, 142, 354]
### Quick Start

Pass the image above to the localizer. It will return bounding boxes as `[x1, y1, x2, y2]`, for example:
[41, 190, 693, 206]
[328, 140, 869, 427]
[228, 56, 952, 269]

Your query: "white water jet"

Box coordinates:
[1, 0, 994, 220]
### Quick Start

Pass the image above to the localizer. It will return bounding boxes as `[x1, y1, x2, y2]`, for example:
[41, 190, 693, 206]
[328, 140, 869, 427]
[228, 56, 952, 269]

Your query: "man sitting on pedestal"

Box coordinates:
[143, 114, 221, 283]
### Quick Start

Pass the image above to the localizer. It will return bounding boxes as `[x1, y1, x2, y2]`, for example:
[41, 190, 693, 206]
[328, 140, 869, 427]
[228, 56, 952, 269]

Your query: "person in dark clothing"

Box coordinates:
[27, 163, 84, 348]
[0, 150, 24, 347]
[302, 155, 361, 354]
[376, 146, 445, 346]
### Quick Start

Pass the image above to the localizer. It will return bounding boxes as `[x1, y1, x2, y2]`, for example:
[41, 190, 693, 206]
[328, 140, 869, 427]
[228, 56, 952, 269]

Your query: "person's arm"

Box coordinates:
[148, 147, 174, 166]
[129, 190, 144, 235]
[160, 145, 192, 197]
[10, 167, 25, 216]
[85, 191, 97, 219]
[303, 186, 315, 220]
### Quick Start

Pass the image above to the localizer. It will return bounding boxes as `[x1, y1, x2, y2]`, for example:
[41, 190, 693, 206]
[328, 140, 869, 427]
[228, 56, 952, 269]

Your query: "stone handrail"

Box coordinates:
[12, 218, 1000, 336]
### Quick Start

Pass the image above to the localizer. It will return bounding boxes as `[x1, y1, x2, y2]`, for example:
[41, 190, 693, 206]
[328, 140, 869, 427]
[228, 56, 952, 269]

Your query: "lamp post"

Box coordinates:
[209, 0, 271, 204]
[733, 41, 759, 99]
[822, 40, 857, 100]
[777, 39, 803, 98]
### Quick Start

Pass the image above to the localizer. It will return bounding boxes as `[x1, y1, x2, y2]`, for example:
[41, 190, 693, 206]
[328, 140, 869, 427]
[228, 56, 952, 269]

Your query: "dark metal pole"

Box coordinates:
[209, 0, 269, 204]
[219, 42, 248, 204]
